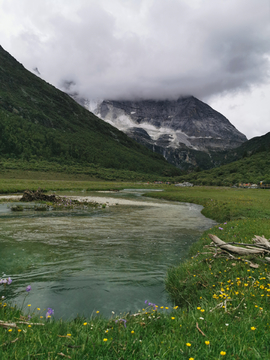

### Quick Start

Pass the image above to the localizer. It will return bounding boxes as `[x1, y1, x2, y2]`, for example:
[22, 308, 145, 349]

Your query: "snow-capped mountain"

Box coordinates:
[92, 97, 246, 151]
[62, 83, 247, 169]
[85, 97, 246, 169]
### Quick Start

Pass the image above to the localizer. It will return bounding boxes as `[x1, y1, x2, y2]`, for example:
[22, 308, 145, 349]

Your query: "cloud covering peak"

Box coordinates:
[0, 0, 270, 138]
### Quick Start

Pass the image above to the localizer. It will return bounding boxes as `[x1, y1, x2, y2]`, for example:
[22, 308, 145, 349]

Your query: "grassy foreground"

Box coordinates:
[1, 180, 270, 359]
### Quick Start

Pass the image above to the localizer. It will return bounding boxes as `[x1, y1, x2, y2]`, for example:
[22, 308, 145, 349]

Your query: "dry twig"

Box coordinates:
[209, 299, 232, 313]
[1, 337, 19, 347]
[0, 320, 17, 328]
[232, 297, 245, 311]
[16, 321, 44, 326]
[196, 322, 206, 336]
[57, 353, 71, 359]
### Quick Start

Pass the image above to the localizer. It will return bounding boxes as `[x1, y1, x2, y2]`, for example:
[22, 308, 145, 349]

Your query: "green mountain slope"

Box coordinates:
[0, 45, 180, 178]
[184, 131, 270, 172]
[231, 131, 270, 157]
[176, 147, 270, 186]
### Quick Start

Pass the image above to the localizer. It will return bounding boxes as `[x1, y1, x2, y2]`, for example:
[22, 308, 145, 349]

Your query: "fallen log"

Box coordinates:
[226, 242, 270, 252]
[208, 234, 265, 255]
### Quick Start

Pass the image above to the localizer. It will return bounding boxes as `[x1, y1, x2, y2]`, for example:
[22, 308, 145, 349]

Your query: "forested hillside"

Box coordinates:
[176, 149, 270, 186]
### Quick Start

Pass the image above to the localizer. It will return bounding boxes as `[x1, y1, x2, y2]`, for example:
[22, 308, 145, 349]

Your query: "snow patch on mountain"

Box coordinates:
[92, 102, 196, 149]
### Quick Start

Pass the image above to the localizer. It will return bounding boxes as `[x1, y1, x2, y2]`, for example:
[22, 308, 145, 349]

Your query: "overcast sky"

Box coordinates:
[1, 0, 270, 139]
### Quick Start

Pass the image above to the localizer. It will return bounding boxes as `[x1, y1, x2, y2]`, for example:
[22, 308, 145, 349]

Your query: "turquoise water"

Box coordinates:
[0, 190, 215, 319]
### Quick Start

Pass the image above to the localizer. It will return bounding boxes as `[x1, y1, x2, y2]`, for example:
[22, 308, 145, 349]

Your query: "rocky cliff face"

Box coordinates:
[89, 97, 247, 169]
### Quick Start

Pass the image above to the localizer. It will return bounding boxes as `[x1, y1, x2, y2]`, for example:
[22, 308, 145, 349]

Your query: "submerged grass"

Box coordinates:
[1, 181, 270, 359]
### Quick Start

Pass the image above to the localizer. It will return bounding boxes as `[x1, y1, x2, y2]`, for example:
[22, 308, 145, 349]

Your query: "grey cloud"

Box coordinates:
[1, 0, 270, 103]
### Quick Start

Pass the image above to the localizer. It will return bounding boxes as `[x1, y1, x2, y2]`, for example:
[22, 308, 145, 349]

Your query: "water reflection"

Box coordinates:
[0, 190, 215, 319]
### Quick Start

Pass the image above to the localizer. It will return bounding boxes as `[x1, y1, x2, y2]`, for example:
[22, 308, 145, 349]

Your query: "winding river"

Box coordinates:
[0, 189, 215, 319]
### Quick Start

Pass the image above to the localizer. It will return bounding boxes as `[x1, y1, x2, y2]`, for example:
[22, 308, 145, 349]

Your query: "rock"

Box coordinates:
[175, 182, 194, 187]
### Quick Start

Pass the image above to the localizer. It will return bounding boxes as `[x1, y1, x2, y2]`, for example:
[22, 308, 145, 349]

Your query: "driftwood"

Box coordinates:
[253, 235, 270, 249]
[226, 242, 270, 253]
[0, 320, 17, 328]
[208, 234, 265, 255]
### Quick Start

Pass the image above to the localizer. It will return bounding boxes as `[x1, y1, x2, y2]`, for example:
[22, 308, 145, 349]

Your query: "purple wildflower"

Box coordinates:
[46, 308, 54, 319]
[219, 227, 223, 230]
[145, 300, 158, 310]
[115, 319, 127, 328]
[148, 302, 158, 310]
[26, 285, 31, 292]
[224, 222, 227, 225]
[1, 277, 12, 285]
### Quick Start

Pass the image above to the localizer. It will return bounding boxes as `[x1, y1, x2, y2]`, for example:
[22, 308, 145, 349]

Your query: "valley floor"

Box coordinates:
[1, 177, 270, 359]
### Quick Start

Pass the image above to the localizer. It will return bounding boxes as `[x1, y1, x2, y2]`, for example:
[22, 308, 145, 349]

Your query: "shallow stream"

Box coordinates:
[0, 189, 215, 319]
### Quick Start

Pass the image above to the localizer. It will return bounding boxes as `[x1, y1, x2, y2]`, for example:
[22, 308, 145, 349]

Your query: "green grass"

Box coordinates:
[145, 186, 270, 222]
[0, 174, 167, 194]
[1, 181, 270, 358]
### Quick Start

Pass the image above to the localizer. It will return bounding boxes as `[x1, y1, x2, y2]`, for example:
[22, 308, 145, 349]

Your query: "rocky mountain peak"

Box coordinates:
[87, 96, 248, 170]
[93, 96, 247, 152]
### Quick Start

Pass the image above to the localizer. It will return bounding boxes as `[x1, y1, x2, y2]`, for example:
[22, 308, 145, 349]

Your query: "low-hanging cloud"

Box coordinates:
[1, 0, 270, 103]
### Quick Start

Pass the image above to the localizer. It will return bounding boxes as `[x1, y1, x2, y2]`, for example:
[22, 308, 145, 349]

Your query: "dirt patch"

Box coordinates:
[20, 189, 60, 203]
